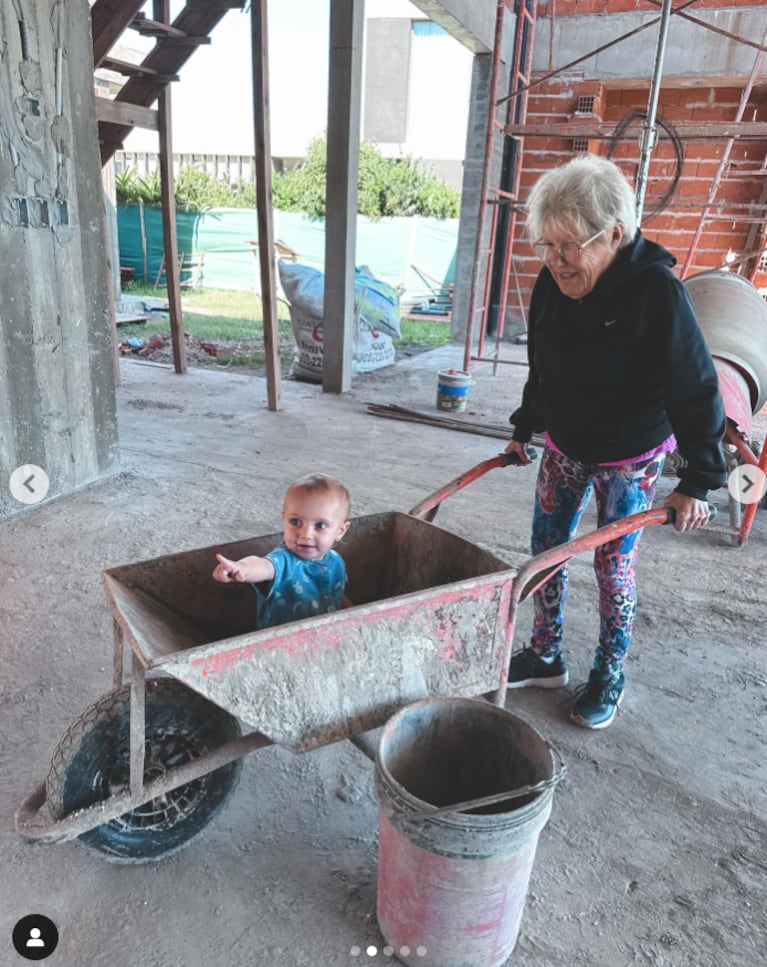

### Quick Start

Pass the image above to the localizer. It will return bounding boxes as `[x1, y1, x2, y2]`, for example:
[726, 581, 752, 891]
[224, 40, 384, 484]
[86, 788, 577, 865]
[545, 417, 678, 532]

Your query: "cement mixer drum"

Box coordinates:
[683, 269, 767, 414]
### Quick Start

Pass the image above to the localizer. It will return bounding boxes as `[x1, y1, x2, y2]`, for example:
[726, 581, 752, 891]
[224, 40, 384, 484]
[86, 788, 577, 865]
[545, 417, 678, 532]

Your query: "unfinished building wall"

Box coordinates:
[513, 74, 767, 301]
[0, 0, 118, 519]
[503, 0, 767, 318]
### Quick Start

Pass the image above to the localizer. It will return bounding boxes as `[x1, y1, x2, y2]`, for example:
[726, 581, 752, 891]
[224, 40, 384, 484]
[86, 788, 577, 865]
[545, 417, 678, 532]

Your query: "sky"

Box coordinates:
[120, 0, 472, 162]
[124, 1, 331, 157]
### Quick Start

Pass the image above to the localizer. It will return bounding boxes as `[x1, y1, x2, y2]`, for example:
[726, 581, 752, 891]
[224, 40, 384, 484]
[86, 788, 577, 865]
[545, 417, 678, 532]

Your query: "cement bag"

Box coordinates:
[278, 261, 325, 318]
[355, 320, 396, 373]
[278, 261, 397, 382]
[355, 264, 401, 340]
[288, 307, 326, 382]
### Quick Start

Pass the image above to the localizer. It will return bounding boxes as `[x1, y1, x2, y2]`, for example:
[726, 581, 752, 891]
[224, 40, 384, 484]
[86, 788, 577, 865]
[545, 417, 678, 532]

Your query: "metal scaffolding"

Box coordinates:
[463, 0, 767, 374]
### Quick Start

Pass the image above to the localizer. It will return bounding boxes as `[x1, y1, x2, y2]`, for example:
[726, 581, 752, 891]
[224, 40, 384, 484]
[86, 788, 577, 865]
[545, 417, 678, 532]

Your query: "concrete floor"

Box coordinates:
[3, 348, 766, 967]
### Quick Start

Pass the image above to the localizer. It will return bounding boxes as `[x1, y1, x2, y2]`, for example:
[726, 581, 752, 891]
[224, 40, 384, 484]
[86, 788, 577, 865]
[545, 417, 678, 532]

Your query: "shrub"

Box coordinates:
[116, 165, 255, 211]
[115, 142, 461, 218]
[274, 138, 461, 219]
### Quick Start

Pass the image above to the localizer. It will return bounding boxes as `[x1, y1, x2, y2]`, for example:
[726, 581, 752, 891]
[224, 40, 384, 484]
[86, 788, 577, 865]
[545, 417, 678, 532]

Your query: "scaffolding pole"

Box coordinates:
[680, 26, 767, 279]
[635, 0, 673, 225]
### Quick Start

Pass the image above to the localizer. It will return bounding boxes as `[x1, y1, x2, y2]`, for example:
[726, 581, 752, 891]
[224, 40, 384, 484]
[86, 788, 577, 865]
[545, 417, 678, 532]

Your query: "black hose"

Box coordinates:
[607, 109, 685, 219]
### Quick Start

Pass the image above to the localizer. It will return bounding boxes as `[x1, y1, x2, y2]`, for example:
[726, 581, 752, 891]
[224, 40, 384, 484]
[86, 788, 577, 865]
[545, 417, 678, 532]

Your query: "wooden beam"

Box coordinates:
[98, 4, 240, 164]
[95, 98, 159, 131]
[251, 0, 282, 411]
[155, 0, 186, 375]
[91, 0, 146, 67]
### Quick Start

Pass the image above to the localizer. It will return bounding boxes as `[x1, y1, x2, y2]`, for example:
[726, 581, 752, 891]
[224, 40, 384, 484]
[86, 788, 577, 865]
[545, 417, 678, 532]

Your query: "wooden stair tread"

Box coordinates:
[100, 56, 180, 82]
[130, 16, 188, 39]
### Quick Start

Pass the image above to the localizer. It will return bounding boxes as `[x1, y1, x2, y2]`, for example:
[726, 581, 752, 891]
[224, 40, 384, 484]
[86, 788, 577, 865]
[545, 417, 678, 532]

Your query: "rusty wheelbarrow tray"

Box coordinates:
[15, 455, 675, 861]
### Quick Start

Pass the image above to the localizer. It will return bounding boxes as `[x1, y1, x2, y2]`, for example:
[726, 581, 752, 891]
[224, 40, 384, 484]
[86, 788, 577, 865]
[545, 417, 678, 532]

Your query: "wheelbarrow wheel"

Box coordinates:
[46, 678, 242, 862]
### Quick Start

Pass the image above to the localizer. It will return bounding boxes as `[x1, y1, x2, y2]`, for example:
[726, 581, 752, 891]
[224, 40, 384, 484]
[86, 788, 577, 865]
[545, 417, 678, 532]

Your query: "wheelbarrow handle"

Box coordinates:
[15, 730, 273, 844]
[408, 448, 537, 521]
[489, 503, 703, 704]
[509, 501, 718, 614]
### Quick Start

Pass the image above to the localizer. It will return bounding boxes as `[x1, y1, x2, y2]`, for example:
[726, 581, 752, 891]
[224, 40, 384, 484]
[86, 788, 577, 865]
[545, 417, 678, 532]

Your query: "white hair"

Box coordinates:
[525, 154, 638, 249]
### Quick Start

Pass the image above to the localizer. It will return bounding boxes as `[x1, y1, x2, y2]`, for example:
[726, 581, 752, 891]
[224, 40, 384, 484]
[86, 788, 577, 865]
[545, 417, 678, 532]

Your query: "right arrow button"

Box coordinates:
[728, 465, 767, 505]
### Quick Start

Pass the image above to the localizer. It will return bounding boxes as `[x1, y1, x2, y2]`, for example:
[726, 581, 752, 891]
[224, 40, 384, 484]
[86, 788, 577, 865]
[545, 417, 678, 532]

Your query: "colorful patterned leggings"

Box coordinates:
[530, 445, 665, 674]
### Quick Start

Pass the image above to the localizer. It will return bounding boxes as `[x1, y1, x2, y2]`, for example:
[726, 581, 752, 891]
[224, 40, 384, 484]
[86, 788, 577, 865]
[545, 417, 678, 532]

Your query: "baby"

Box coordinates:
[213, 473, 351, 629]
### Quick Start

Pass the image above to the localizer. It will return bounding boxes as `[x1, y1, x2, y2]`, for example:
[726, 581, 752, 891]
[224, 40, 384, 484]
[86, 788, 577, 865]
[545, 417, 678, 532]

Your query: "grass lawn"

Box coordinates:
[119, 283, 451, 372]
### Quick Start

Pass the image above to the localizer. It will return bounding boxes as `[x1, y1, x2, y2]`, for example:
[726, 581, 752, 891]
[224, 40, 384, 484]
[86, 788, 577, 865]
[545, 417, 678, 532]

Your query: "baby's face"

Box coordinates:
[281, 490, 350, 560]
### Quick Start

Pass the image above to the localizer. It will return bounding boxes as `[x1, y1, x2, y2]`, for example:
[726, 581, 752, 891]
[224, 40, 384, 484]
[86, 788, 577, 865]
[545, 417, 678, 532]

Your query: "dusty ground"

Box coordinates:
[2, 344, 766, 967]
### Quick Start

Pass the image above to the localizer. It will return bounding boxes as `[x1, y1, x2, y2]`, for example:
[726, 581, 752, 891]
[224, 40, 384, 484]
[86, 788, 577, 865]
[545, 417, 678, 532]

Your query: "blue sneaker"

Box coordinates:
[570, 669, 625, 729]
[507, 647, 568, 689]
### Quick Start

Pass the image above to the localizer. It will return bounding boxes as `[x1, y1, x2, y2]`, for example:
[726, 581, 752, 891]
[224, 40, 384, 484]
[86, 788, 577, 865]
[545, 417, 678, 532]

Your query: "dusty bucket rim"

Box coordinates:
[375, 697, 561, 833]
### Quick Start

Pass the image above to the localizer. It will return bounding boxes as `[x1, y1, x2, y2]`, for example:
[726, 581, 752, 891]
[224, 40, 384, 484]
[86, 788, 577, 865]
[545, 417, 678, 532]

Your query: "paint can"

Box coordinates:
[436, 369, 472, 412]
[375, 698, 560, 967]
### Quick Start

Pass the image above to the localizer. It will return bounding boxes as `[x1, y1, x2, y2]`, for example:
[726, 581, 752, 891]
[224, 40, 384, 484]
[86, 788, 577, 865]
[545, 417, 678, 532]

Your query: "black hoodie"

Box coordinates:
[511, 232, 727, 500]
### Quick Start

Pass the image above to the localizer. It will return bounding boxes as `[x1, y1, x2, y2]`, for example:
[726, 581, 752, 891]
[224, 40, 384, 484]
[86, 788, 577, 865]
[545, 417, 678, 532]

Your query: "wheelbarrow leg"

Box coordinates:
[113, 619, 125, 689]
[129, 653, 146, 797]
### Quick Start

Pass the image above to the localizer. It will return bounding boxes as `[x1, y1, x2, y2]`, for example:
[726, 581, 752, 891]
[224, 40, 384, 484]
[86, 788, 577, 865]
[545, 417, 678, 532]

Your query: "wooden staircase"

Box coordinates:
[91, 0, 244, 165]
[92, 0, 282, 409]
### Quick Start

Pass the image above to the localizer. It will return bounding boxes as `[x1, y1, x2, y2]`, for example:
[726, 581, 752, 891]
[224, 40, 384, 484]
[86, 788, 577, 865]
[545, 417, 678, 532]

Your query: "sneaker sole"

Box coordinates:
[507, 671, 569, 690]
[570, 690, 624, 729]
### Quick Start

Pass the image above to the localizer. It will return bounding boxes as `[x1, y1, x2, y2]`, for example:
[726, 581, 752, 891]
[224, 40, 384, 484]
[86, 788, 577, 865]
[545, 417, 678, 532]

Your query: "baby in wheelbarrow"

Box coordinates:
[212, 473, 352, 628]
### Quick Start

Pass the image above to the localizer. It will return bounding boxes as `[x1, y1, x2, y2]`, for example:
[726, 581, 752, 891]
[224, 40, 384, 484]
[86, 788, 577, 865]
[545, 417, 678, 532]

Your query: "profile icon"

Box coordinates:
[26, 927, 45, 948]
[11, 915, 58, 960]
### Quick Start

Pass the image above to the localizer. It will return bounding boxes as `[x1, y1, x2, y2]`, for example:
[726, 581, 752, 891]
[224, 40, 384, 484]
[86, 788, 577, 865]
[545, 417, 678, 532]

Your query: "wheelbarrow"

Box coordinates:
[15, 455, 681, 862]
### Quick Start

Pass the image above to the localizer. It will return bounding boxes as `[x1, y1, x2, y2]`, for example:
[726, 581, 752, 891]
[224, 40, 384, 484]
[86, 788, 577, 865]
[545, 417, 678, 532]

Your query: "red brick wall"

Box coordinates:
[510, 74, 767, 309]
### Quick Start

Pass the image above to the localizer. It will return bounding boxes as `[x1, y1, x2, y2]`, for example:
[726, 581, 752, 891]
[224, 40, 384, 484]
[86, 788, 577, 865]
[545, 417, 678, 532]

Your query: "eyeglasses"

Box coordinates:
[532, 228, 605, 263]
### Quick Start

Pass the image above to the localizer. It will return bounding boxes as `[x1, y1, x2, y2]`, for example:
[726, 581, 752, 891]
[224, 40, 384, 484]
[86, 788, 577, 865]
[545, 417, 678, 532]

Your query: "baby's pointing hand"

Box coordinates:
[213, 553, 244, 583]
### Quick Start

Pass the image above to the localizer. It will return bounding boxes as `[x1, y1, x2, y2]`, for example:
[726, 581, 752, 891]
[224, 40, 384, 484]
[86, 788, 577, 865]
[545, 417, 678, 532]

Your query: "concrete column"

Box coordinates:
[0, 0, 118, 518]
[323, 0, 365, 394]
[451, 52, 506, 346]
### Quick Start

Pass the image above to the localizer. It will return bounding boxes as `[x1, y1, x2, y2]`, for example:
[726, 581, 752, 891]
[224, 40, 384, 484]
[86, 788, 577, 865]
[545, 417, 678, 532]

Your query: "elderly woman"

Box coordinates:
[505, 154, 726, 729]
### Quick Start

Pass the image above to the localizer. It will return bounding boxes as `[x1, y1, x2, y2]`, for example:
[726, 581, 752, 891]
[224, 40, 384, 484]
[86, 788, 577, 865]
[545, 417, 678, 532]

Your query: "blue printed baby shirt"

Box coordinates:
[252, 544, 347, 629]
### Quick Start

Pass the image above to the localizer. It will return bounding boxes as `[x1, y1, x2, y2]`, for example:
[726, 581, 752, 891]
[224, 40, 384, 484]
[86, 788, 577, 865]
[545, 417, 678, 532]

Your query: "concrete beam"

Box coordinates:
[323, 0, 364, 394]
[410, 0, 515, 60]
[506, 120, 767, 141]
[533, 8, 767, 81]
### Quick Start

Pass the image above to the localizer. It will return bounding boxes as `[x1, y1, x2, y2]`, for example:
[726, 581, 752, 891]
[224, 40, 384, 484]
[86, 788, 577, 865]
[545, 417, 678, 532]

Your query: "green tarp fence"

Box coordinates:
[117, 205, 458, 303]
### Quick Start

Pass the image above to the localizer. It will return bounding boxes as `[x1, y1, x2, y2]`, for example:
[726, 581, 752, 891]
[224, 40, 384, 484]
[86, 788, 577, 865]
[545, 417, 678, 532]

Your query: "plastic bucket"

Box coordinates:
[375, 698, 559, 967]
[436, 369, 472, 412]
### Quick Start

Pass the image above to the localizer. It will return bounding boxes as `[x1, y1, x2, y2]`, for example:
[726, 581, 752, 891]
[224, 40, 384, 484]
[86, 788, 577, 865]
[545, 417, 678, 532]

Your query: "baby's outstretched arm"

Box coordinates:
[213, 553, 276, 584]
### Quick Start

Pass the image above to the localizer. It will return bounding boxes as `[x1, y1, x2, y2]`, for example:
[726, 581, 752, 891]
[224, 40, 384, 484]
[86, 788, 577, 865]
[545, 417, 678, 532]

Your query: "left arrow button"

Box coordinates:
[9, 465, 50, 505]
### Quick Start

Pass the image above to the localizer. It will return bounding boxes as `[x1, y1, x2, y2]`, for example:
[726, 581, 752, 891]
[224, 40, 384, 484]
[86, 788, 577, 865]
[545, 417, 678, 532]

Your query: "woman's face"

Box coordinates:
[537, 221, 624, 300]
